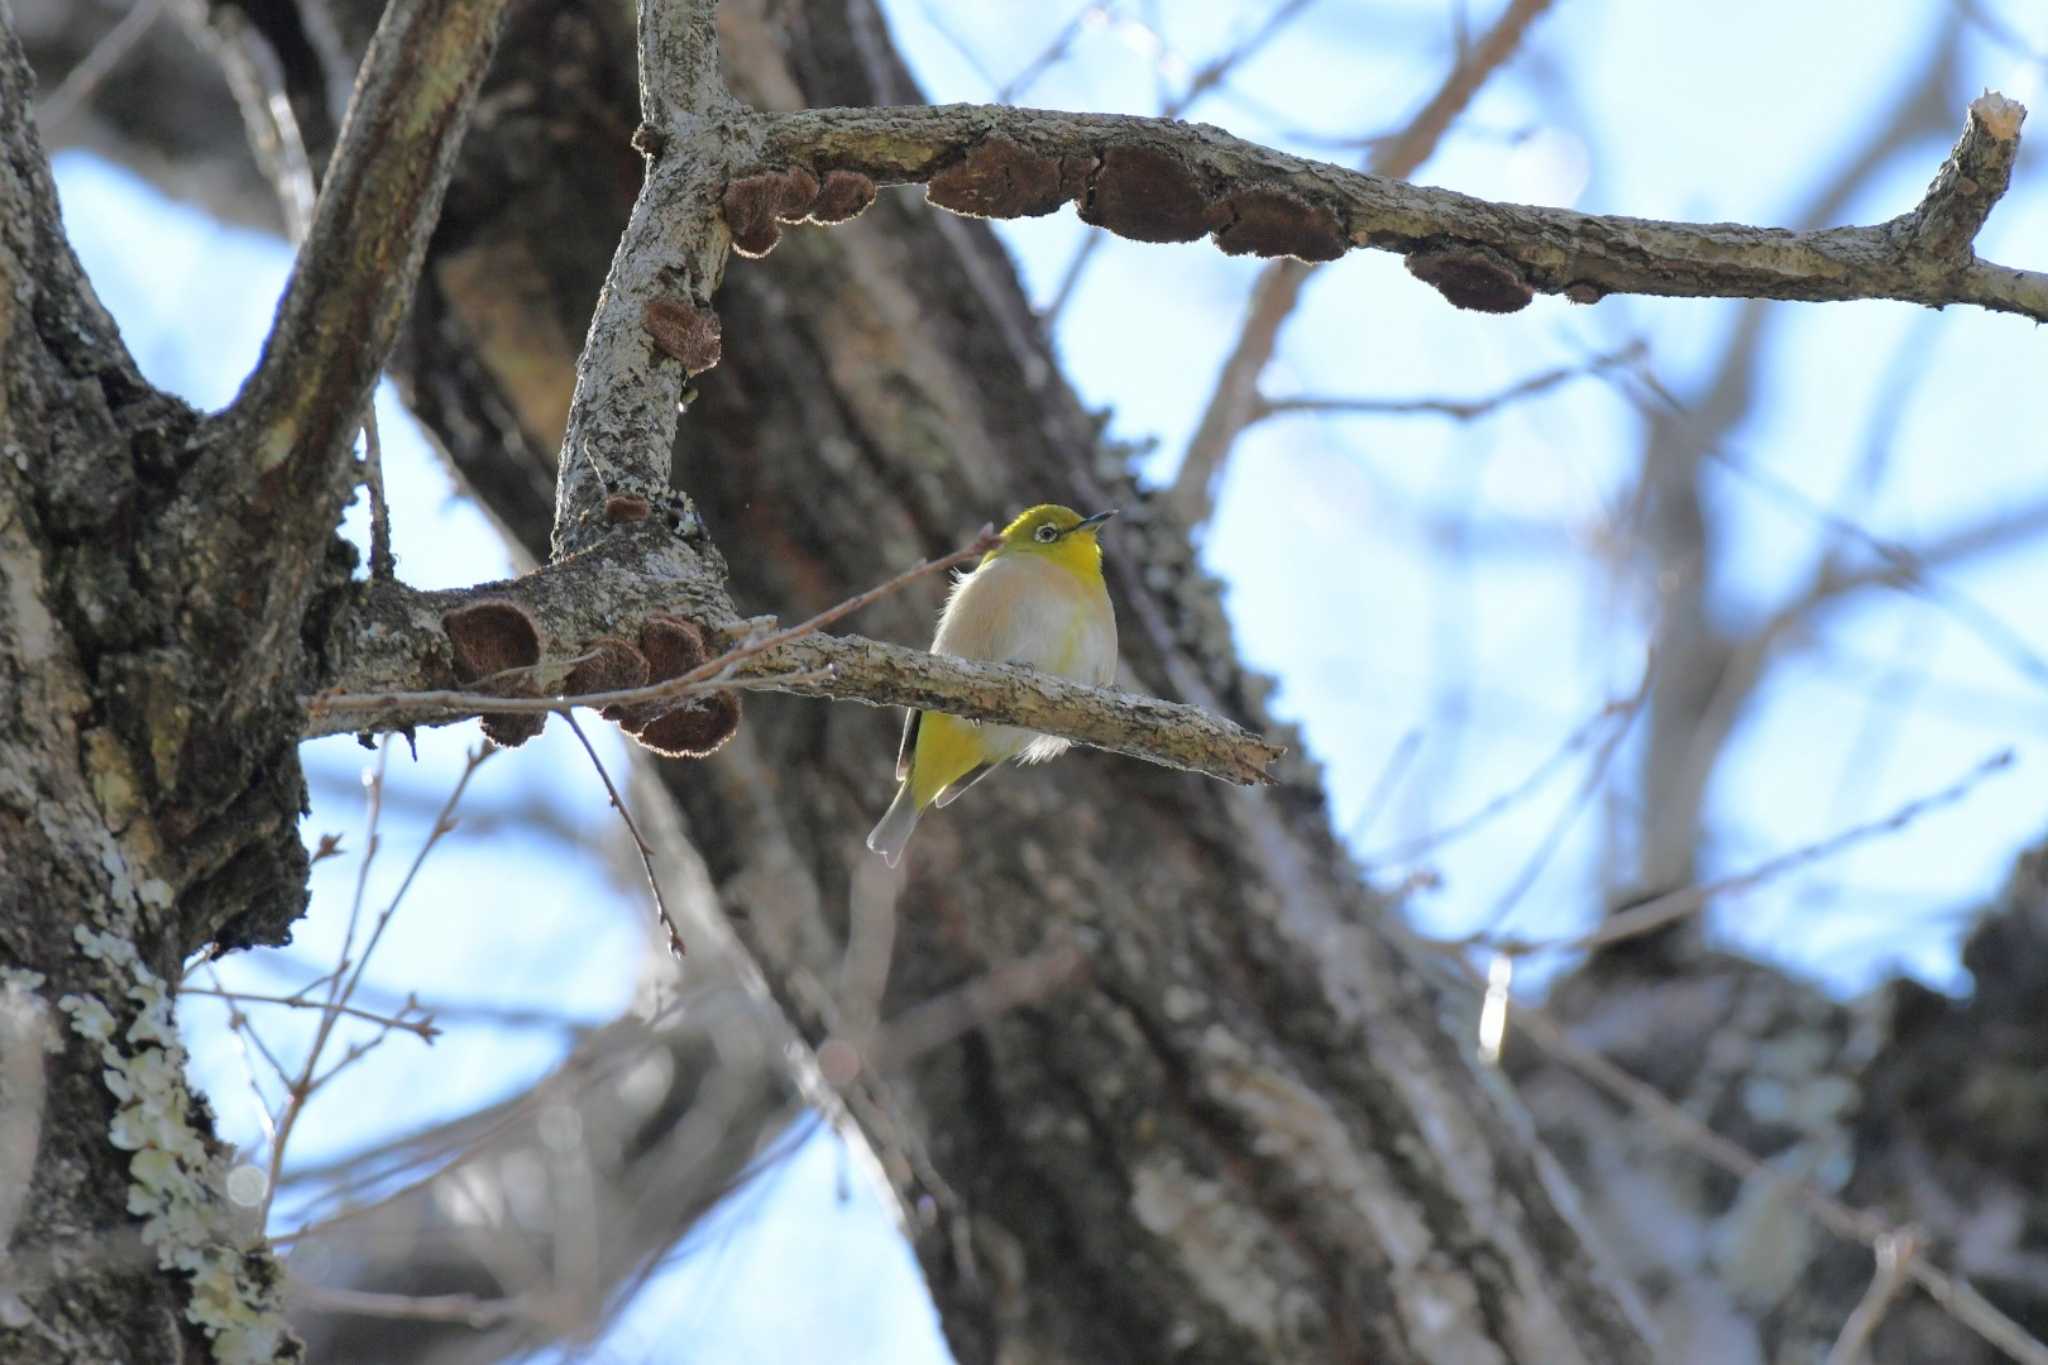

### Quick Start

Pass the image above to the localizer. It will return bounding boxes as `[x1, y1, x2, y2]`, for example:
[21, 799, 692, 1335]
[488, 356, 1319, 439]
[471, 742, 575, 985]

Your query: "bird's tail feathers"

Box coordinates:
[866, 783, 922, 867]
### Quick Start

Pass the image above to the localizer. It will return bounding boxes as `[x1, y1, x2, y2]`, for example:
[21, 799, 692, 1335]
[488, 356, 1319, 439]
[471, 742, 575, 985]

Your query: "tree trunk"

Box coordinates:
[1, 19, 310, 1359]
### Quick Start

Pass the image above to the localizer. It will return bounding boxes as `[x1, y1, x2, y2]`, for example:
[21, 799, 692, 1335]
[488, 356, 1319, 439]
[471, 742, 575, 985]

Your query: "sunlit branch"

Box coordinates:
[761, 94, 2040, 320]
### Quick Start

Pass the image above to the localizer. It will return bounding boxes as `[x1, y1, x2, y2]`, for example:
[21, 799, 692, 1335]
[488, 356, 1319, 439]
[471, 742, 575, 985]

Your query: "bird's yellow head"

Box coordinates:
[988, 504, 1117, 580]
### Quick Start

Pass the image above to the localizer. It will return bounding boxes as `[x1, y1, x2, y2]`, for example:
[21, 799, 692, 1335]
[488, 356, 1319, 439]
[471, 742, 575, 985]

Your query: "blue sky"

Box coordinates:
[47, 1, 2048, 1358]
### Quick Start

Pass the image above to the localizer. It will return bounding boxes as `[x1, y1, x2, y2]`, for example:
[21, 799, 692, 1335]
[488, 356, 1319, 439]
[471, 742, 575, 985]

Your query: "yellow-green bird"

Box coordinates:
[866, 504, 1119, 867]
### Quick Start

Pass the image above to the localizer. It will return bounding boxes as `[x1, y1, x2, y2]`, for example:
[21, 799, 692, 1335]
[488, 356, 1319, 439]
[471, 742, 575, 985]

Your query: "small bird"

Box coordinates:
[866, 504, 1119, 867]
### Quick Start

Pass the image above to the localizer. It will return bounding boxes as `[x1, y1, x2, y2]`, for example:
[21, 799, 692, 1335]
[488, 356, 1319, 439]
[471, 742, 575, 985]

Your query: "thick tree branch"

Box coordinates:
[223, 0, 511, 487]
[550, 0, 737, 554]
[753, 93, 2041, 320]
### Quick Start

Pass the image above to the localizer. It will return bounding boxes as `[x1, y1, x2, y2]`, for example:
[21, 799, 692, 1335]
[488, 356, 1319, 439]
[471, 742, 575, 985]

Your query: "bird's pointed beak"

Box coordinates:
[1070, 509, 1118, 535]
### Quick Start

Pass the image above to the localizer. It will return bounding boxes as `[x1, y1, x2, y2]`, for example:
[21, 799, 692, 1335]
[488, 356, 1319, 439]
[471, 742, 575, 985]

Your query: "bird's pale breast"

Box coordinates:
[931, 554, 1116, 764]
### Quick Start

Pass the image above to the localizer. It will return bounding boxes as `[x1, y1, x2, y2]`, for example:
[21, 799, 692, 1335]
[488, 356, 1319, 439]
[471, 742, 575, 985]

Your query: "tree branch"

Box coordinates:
[550, 0, 737, 554]
[754, 93, 2041, 320]
[1253, 341, 1644, 424]
[734, 635, 1284, 785]
[304, 548, 1284, 788]
[1902, 90, 2024, 260]
[1136, 0, 1547, 523]
[223, 0, 512, 488]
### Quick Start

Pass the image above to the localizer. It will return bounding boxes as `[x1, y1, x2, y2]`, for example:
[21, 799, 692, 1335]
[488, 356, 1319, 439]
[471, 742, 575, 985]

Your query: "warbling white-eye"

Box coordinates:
[866, 504, 1119, 866]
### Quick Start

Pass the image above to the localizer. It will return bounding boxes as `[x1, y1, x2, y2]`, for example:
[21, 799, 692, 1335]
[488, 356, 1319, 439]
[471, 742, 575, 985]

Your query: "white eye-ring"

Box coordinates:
[1034, 522, 1060, 543]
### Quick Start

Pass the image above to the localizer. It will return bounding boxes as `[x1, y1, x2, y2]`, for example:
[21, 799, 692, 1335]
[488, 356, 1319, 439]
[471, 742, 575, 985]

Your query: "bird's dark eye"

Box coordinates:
[1034, 523, 1059, 543]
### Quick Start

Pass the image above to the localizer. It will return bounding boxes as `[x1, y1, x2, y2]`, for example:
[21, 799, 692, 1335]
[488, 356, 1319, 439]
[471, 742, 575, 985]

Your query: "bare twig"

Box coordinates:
[258, 744, 491, 1224]
[1364, 669, 1651, 866]
[181, 987, 441, 1041]
[289, 1284, 538, 1327]
[361, 406, 395, 581]
[1165, 0, 1559, 524]
[1825, 1228, 1922, 1365]
[563, 712, 687, 958]
[1254, 341, 1645, 424]
[1476, 748, 2016, 958]
[34, 0, 165, 133]
[1349, 727, 1422, 844]
[664, 526, 1000, 694]
[996, 2, 1105, 104]
[915, 0, 1003, 95]
[1043, 0, 1320, 320]
[1473, 660, 1653, 938]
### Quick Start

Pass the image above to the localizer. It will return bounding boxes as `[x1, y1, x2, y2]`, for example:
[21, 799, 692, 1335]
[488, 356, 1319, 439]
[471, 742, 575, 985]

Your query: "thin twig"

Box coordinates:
[1254, 342, 1645, 425]
[1477, 748, 2016, 958]
[34, 0, 166, 133]
[1469, 653, 1656, 938]
[290, 1284, 538, 1326]
[996, 1, 1104, 104]
[362, 405, 395, 580]
[329, 741, 391, 1035]
[563, 712, 687, 959]
[1825, 1228, 1922, 1365]
[259, 744, 491, 1224]
[1363, 670, 1650, 865]
[1163, 0, 1560, 523]
[182, 987, 440, 1041]
[666, 525, 1000, 694]
[914, 0, 1003, 94]
[197, 965, 289, 1167]
[1348, 727, 1422, 844]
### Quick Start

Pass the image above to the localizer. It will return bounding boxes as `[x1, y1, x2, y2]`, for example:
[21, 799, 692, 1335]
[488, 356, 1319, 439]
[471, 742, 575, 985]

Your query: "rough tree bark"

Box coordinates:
[8, 3, 2045, 1364]
[2, 0, 513, 1356]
